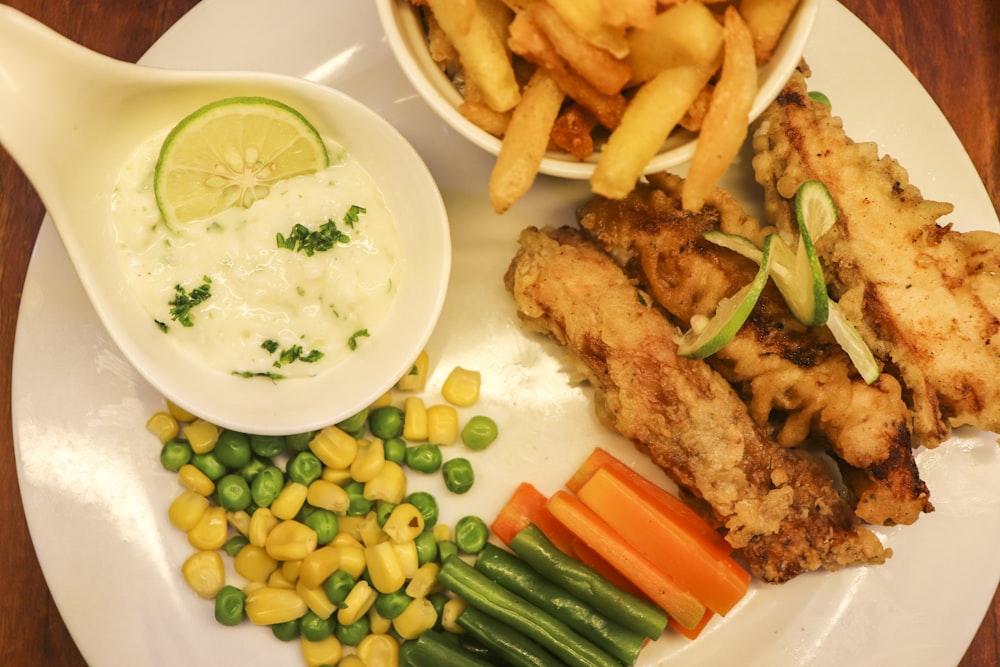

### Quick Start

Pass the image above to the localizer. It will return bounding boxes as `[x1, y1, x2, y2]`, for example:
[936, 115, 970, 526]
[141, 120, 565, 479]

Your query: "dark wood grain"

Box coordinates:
[1, 1, 997, 665]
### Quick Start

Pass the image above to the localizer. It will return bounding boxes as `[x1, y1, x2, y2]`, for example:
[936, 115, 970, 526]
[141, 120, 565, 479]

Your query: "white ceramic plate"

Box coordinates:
[12, 1, 1000, 666]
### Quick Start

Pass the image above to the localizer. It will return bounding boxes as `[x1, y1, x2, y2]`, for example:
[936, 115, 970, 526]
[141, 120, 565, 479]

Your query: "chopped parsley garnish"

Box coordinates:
[232, 370, 285, 381]
[261, 339, 324, 368]
[276, 206, 365, 256]
[348, 329, 370, 350]
[343, 204, 366, 228]
[167, 276, 213, 329]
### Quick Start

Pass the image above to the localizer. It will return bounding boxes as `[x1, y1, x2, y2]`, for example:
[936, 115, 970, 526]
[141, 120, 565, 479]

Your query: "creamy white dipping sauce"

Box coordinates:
[111, 136, 403, 379]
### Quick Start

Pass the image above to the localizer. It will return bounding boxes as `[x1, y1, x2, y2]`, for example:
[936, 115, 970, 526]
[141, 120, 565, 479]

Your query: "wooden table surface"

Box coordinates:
[1, 1, 997, 665]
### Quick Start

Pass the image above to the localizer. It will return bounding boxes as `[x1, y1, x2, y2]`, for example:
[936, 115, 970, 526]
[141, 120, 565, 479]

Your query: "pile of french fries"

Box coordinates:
[412, 0, 801, 214]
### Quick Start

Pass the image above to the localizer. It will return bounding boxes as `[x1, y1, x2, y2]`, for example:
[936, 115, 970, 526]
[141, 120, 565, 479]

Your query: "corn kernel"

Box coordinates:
[383, 503, 424, 543]
[243, 581, 266, 596]
[245, 586, 307, 625]
[298, 546, 340, 589]
[441, 597, 468, 633]
[336, 542, 367, 579]
[339, 656, 366, 667]
[426, 404, 459, 445]
[168, 490, 209, 532]
[396, 350, 430, 392]
[234, 544, 279, 583]
[226, 509, 251, 537]
[368, 390, 394, 409]
[365, 541, 406, 594]
[402, 397, 428, 441]
[405, 562, 440, 599]
[249, 507, 280, 547]
[166, 399, 197, 422]
[300, 635, 342, 667]
[351, 438, 386, 483]
[309, 426, 358, 469]
[392, 597, 438, 640]
[393, 540, 419, 579]
[319, 466, 353, 485]
[183, 418, 220, 454]
[368, 608, 392, 635]
[357, 633, 400, 667]
[337, 580, 378, 626]
[187, 505, 228, 550]
[282, 559, 302, 584]
[335, 516, 365, 542]
[267, 568, 296, 590]
[271, 482, 309, 520]
[441, 366, 481, 406]
[363, 461, 406, 504]
[146, 411, 179, 443]
[359, 511, 388, 548]
[265, 519, 318, 562]
[177, 464, 215, 497]
[306, 479, 350, 513]
[432, 524, 452, 542]
[181, 550, 225, 599]
[296, 579, 336, 620]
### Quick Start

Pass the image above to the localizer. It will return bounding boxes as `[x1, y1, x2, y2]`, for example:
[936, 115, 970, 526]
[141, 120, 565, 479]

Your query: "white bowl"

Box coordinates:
[376, 0, 818, 179]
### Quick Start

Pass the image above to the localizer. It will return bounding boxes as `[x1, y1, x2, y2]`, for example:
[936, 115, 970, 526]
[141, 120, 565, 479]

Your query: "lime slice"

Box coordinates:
[678, 235, 774, 359]
[154, 96, 330, 227]
[794, 179, 838, 242]
[826, 300, 880, 384]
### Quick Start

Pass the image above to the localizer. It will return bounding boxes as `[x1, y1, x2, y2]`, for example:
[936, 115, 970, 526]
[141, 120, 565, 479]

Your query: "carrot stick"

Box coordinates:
[546, 490, 707, 630]
[566, 447, 732, 558]
[491, 482, 578, 555]
[670, 609, 714, 640]
[577, 468, 750, 616]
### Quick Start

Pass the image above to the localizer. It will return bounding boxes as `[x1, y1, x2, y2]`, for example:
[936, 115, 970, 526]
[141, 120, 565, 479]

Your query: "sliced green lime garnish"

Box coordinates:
[826, 300, 880, 383]
[795, 179, 839, 242]
[677, 235, 774, 359]
[807, 90, 831, 108]
[154, 96, 330, 227]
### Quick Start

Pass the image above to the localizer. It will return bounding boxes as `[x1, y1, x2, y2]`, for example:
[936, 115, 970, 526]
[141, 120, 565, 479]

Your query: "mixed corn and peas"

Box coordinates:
[146, 355, 499, 667]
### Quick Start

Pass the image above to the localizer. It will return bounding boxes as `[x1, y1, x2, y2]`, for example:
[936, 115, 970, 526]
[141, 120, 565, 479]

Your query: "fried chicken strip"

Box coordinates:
[576, 173, 931, 526]
[752, 65, 1000, 447]
[505, 225, 889, 582]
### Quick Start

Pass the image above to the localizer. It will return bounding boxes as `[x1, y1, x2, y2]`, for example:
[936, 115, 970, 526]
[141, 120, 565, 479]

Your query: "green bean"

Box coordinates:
[442, 458, 474, 494]
[437, 540, 458, 565]
[383, 437, 407, 465]
[405, 629, 493, 667]
[159, 438, 193, 472]
[405, 444, 442, 473]
[299, 610, 335, 642]
[250, 465, 285, 508]
[456, 606, 559, 667]
[437, 556, 620, 667]
[323, 571, 355, 606]
[475, 544, 647, 664]
[287, 451, 323, 486]
[304, 508, 338, 545]
[368, 405, 404, 440]
[271, 618, 300, 642]
[216, 473, 252, 512]
[223, 534, 250, 558]
[454, 516, 489, 554]
[213, 585, 246, 627]
[460, 416, 498, 451]
[405, 491, 439, 529]
[508, 524, 668, 640]
[335, 615, 370, 646]
[213, 431, 252, 468]
[249, 433, 286, 458]
[191, 451, 227, 481]
[375, 589, 412, 619]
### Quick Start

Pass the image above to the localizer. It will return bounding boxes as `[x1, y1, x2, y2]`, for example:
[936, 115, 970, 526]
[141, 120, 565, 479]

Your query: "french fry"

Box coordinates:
[602, 0, 657, 29]
[550, 103, 599, 160]
[590, 63, 716, 199]
[459, 100, 512, 138]
[543, 0, 631, 58]
[508, 11, 627, 129]
[626, 2, 725, 84]
[427, 0, 521, 112]
[682, 6, 758, 212]
[489, 69, 565, 214]
[739, 0, 800, 64]
[529, 2, 632, 95]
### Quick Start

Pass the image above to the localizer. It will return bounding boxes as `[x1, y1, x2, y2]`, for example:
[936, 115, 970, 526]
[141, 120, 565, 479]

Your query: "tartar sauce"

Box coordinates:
[111, 138, 403, 379]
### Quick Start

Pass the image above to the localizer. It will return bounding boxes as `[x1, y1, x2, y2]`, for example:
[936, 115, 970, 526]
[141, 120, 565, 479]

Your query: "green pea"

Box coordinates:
[442, 458, 475, 494]
[287, 451, 323, 486]
[454, 515, 489, 554]
[335, 615, 370, 646]
[375, 589, 412, 619]
[216, 473, 252, 511]
[405, 444, 443, 473]
[237, 457, 268, 482]
[336, 409, 369, 434]
[191, 451, 227, 481]
[213, 585, 246, 626]
[250, 433, 286, 458]
[285, 430, 317, 453]
[405, 491, 439, 529]
[213, 431, 252, 468]
[344, 480, 374, 516]
[383, 437, 407, 465]
[323, 571, 355, 606]
[271, 618, 300, 642]
[304, 508, 338, 545]
[414, 530, 439, 566]
[428, 593, 449, 630]
[296, 503, 316, 523]
[375, 501, 397, 528]
[299, 610, 335, 642]
[250, 465, 285, 508]
[368, 405, 405, 440]
[437, 540, 458, 564]
[460, 416, 498, 451]
[159, 439, 192, 472]
[223, 534, 250, 558]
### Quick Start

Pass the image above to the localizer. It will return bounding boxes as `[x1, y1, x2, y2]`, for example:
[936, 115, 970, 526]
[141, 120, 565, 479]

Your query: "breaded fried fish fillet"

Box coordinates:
[504, 225, 889, 583]
[576, 173, 931, 526]
[752, 65, 1000, 447]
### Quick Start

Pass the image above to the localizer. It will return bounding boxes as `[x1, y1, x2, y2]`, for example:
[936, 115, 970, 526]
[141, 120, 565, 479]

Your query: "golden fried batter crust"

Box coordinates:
[505, 226, 889, 582]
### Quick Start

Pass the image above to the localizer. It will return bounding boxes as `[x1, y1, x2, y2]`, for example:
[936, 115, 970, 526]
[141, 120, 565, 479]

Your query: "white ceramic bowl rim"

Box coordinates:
[377, 0, 819, 179]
